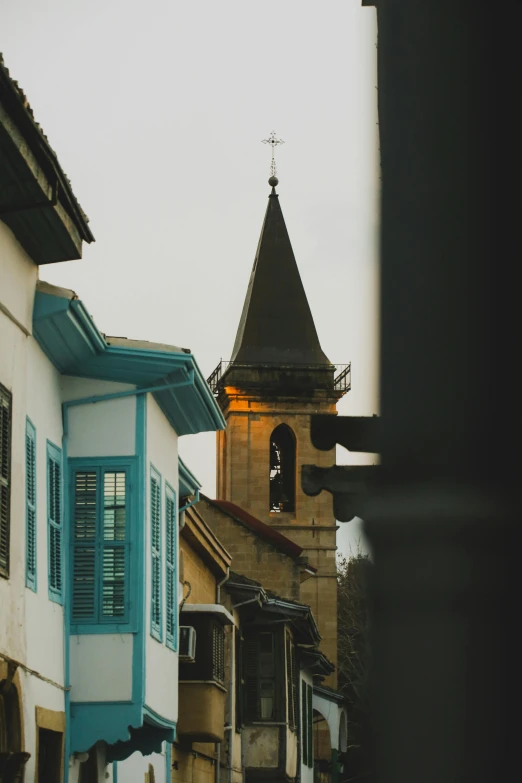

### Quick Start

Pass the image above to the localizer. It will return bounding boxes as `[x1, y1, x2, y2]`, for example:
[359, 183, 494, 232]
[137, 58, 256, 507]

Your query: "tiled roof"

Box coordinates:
[203, 496, 303, 560]
[0, 52, 93, 239]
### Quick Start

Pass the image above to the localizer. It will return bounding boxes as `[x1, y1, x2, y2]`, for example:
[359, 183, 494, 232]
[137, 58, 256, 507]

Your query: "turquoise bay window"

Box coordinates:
[165, 483, 177, 650]
[47, 441, 63, 603]
[26, 418, 37, 591]
[70, 459, 135, 631]
[150, 466, 162, 641]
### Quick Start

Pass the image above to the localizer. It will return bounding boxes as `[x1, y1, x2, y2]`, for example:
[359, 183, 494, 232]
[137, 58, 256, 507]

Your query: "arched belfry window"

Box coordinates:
[269, 424, 296, 513]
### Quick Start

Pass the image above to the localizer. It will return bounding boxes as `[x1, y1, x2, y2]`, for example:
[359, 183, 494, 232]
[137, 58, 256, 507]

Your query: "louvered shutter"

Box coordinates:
[47, 444, 63, 598]
[0, 384, 12, 576]
[301, 679, 308, 764]
[307, 683, 313, 768]
[150, 469, 162, 637]
[244, 634, 259, 721]
[165, 486, 177, 648]
[102, 471, 127, 618]
[25, 419, 37, 589]
[212, 623, 225, 683]
[72, 471, 98, 621]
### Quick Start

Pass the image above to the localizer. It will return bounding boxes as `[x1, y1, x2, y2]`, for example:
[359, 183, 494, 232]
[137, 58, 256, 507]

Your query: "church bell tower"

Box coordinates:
[208, 172, 350, 684]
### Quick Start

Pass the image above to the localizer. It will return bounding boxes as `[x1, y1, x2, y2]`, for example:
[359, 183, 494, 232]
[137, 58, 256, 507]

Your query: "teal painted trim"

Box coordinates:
[25, 417, 37, 592]
[165, 482, 177, 652]
[178, 456, 202, 499]
[143, 704, 177, 733]
[63, 370, 194, 410]
[47, 440, 64, 605]
[70, 702, 142, 754]
[68, 457, 137, 634]
[178, 489, 200, 515]
[166, 740, 172, 782]
[62, 409, 71, 783]
[33, 289, 225, 436]
[134, 394, 147, 707]
[113, 762, 118, 783]
[150, 464, 163, 643]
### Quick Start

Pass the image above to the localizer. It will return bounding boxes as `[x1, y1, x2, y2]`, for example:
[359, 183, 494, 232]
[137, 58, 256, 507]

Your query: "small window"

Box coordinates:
[243, 629, 283, 722]
[26, 418, 37, 590]
[212, 625, 225, 683]
[269, 424, 296, 513]
[0, 383, 12, 578]
[150, 467, 162, 640]
[165, 484, 177, 650]
[47, 442, 63, 602]
[38, 727, 63, 783]
[179, 614, 226, 684]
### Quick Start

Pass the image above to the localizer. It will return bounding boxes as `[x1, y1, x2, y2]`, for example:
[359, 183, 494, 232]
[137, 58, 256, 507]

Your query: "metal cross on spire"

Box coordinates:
[262, 130, 285, 179]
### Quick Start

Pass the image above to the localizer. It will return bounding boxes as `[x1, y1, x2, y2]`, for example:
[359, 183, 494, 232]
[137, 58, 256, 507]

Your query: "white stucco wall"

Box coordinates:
[313, 690, 341, 752]
[115, 747, 168, 783]
[25, 338, 66, 685]
[0, 220, 37, 333]
[1, 223, 67, 782]
[144, 395, 179, 723]
[61, 376, 137, 458]
[70, 634, 133, 702]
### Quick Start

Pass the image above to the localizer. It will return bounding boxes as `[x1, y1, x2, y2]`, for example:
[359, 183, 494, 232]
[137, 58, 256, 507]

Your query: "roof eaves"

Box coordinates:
[0, 53, 94, 243]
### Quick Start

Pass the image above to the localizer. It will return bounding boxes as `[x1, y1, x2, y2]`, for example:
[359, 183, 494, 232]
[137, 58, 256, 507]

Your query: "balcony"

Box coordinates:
[206, 361, 351, 398]
[177, 681, 226, 742]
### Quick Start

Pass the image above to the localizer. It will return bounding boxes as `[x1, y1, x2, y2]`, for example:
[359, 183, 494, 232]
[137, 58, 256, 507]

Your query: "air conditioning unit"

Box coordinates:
[179, 626, 197, 662]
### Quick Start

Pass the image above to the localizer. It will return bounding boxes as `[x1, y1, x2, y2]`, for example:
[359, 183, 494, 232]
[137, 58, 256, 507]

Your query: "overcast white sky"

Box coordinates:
[3, 0, 378, 556]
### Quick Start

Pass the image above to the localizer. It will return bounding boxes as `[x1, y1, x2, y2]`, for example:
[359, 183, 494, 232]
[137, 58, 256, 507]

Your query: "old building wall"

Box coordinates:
[215, 395, 339, 685]
[198, 499, 301, 602]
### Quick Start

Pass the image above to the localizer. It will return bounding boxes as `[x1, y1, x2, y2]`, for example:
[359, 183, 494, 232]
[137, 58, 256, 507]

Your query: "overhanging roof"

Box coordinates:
[0, 54, 94, 264]
[179, 457, 202, 498]
[181, 604, 234, 626]
[33, 281, 225, 436]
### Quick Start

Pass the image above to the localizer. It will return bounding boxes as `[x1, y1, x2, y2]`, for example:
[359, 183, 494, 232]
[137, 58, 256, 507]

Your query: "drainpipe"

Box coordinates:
[216, 567, 230, 604]
[61, 369, 194, 781]
[213, 567, 230, 783]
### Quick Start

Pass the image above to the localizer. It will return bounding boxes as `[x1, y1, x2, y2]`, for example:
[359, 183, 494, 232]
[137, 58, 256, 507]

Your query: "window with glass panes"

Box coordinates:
[71, 464, 131, 627]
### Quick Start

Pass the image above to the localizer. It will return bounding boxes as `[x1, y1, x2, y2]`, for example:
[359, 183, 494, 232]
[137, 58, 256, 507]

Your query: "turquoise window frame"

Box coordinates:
[69, 456, 138, 634]
[165, 482, 177, 651]
[47, 440, 63, 604]
[25, 418, 37, 591]
[150, 465, 162, 642]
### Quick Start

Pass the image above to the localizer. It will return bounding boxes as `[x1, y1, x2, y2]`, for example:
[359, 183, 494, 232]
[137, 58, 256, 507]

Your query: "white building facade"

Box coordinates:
[0, 56, 224, 783]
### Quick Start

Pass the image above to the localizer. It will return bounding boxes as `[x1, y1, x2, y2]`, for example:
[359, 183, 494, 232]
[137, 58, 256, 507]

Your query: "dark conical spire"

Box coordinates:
[231, 182, 331, 366]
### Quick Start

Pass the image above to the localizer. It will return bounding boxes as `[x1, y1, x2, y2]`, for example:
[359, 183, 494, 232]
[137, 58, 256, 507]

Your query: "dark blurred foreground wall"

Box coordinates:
[361, 2, 521, 782]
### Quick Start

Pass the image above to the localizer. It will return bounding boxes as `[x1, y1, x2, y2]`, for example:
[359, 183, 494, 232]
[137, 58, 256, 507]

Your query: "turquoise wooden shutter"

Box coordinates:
[102, 471, 127, 619]
[165, 484, 177, 649]
[47, 442, 62, 601]
[150, 467, 162, 639]
[0, 383, 12, 577]
[72, 470, 98, 622]
[25, 419, 37, 590]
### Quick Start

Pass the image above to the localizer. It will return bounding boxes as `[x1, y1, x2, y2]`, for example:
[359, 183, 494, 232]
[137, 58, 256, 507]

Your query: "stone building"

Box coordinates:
[208, 176, 350, 687]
